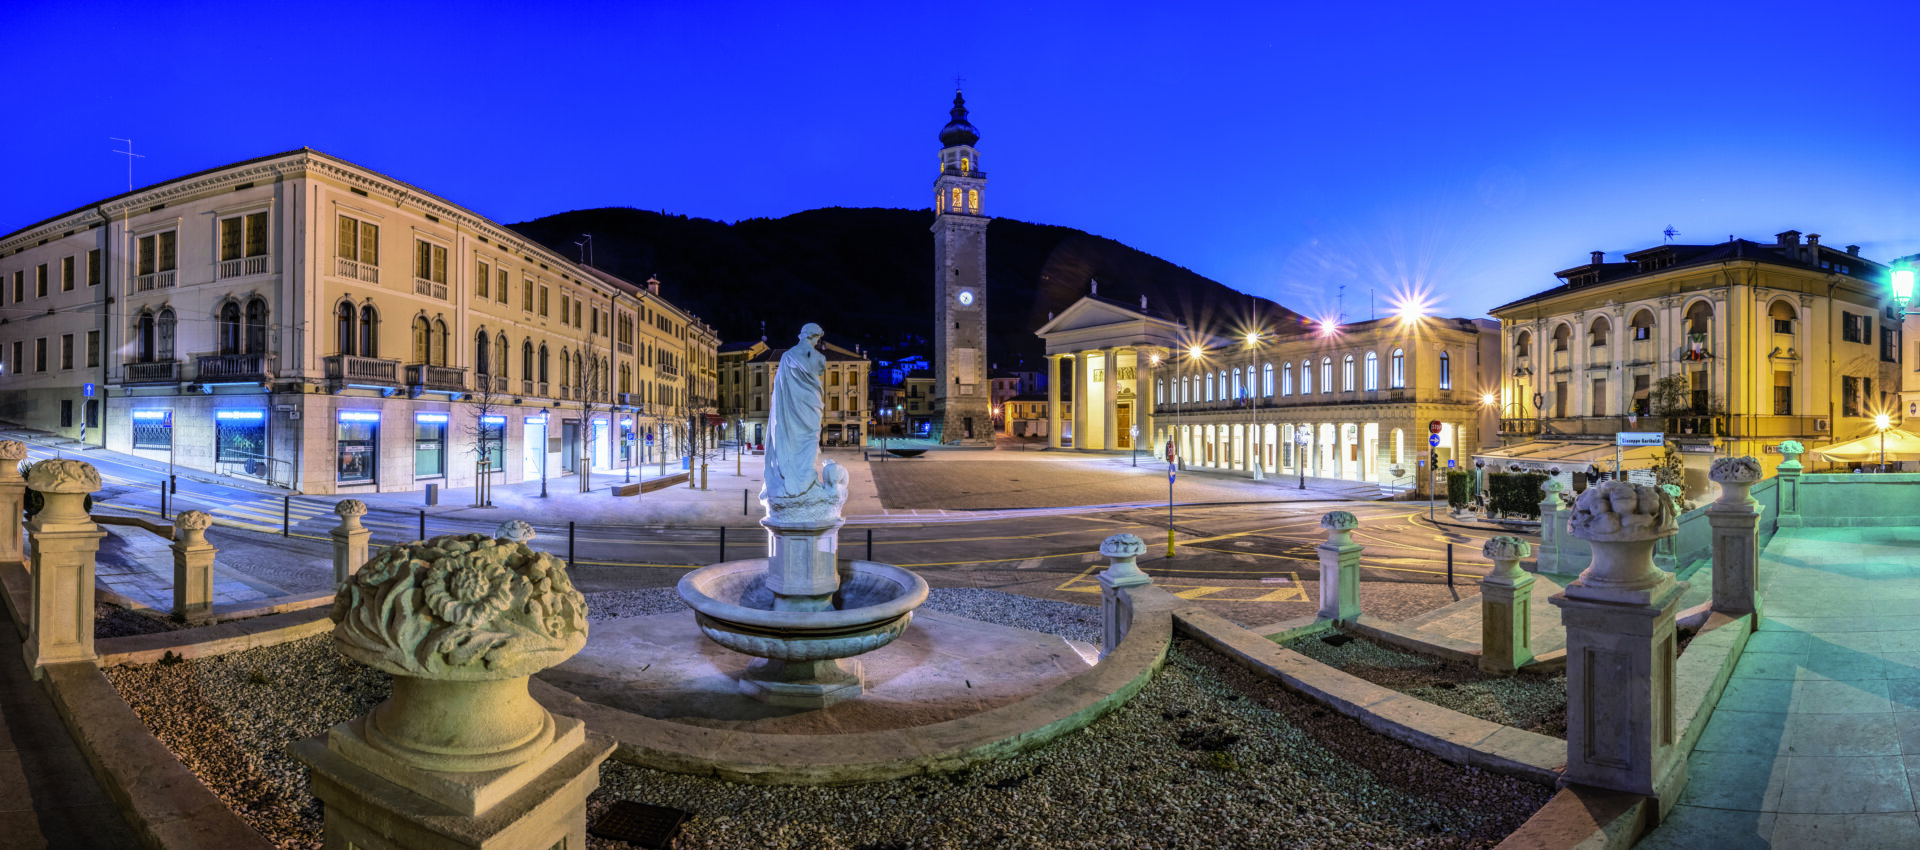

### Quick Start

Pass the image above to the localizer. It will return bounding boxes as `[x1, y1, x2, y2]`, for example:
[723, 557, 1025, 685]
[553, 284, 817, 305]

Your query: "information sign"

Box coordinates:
[1616, 432, 1665, 448]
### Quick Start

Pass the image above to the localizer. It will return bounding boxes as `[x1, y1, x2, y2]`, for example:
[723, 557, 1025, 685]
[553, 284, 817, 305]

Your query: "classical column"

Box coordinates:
[1097, 533, 1152, 659]
[1533, 478, 1565, 574]
[1074, 351, 1090, 450]
[1140, 351, 1158, 458]
[1104, 348, 1120, 451]
[332, 500, 371, 587]
[0, 440, 26, 563]
[1775, 440, 1804, 528]
[23, 460, 104, 675]
[1480, 536, 1536, 674]
[1047, 354, 1063, 449]
[1550, 481, 1687, 801]
[1317, 511, 1361, 622]
[171, 511, 216, 623]
[1707, 457, 1763, 625]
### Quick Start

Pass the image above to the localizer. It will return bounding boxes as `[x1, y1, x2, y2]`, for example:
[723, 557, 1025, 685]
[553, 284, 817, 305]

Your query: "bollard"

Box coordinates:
[1776, 440, 1805, 528]
[1447, 543, 1454, 586]
[719, 526, 727, 562]
[1479, 535, 1535, 675]
[1317, 511, 1362, 623]
[568, 520, 576, 568]
[331, 500, 370, 587]
[867, 528, 873, 562]
[1097, 533, 1153, 658]
[171, 510, 216, 623]
[283, 494, 291, 537]
[418, 509, 426, 541]
[1533, 478, 1565, 573]
[170, 473, 176, 494]
[159, 483, 168, 520]
[744, 488, 749, 516]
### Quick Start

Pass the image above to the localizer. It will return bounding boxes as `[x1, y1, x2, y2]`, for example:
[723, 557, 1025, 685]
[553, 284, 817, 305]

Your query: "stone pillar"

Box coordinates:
[1047, 354, 1062, 449]
[1708, 456, 1764, 625]
[1104, 348, 1120, 451]
[291, 534, 613, 850]
[1775, 439, 1804, 528]
[1140, 351, 1158, 459]
[22, 460, 104, 676]
[1074, 351, 1090, 449]
[170, 511, 216, 623]
[1097, 533, 1152, 658]
[0, 441, 26, 563]
[1317, 511, 1362, 623]
[1549, 481, 1687, 803]
[1480, 535, 1535, 675]
[332, 499, 370, 587]
[1532, 478, 1565, 573]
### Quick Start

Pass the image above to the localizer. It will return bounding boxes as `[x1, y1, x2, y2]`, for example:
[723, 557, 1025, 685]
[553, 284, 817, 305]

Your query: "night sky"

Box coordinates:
[3, 0, 1916, 322]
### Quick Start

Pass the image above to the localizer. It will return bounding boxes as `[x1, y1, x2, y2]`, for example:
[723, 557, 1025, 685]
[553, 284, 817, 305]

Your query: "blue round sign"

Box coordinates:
[1429, 434, 1441, 447]
[646, 433, 655, 445]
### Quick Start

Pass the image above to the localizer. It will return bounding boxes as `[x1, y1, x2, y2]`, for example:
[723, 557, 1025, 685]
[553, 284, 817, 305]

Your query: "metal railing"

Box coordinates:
[124, 361, 179, 383]
[335, 257, 379, 283]
[414, 277, 448, 300]
[406, 364, 467, 392]
[522, 379, 535, 396]
[218, 255, 268, 278]
[134, 270, 175, 291]
[197, 352, 275, 381]
[325, 354, 400, 384]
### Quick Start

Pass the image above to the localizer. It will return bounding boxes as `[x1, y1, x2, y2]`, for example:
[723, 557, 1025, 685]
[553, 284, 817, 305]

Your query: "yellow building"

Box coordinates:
[1488, 230, 1898, 494]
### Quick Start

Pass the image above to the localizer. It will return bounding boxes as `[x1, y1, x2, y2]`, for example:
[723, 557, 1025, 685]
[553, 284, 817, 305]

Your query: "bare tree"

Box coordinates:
[577, 337, 608, 493]
[464, 369, 506, 507]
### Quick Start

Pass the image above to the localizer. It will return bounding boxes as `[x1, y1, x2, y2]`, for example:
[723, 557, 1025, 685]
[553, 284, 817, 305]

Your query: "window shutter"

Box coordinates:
[337, 217, 355, 260]
[361, 223, 379, 265]
[497, 269, 508, 303]
[416, 241, 430, 279]
[158, 231, 177, 271]
[246, 213, 267, 257]
[221, 218, 242, 261]
[139, 236, 155, 275]
[477, 261, 489, 299]
[432, 245, 447, 284]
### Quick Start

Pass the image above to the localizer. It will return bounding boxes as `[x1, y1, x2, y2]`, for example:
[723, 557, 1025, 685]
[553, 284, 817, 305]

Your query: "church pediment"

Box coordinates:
[1036, 296, 1188, 355]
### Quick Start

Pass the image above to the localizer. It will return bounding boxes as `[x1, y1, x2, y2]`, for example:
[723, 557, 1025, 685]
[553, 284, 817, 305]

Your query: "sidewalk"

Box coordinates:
[347, 452, 776, 528]
[0, 427, 290, 498]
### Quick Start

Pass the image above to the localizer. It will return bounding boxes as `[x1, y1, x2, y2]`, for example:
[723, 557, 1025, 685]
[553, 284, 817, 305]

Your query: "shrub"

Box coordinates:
[1445, 470, 1472, 510]
[1488, 472, 1550, 518]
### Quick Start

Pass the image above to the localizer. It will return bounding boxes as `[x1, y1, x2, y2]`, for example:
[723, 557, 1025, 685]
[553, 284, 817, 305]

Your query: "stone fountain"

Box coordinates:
[678, 323, 928, 708]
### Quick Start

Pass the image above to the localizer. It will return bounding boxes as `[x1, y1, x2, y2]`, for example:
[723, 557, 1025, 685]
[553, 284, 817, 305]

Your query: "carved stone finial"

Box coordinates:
[1709, 456, 1762, 485]
[335, 499, 368, 519]
[1321, 511, 1359, 532]
[495, 520, 536, 543]
[1483, 535, 1532, 562]
[0, 440, 26, 462]
[1778, 439, 1804, 456]
[1568, 481, 1678, 543]
[26, 458, 100, 494]
[1541, 477, 1565, 495]
[1100, 533, 1147, 560]
[174, 510, 213, 532]
[330, 533, 588, 680]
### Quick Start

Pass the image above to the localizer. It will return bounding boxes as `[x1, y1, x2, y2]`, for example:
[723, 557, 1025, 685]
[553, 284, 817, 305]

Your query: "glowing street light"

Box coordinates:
[1877, 412, 1893, 472]
[1246, 331, 1265, 480]
[1892, 262, 1916, 311]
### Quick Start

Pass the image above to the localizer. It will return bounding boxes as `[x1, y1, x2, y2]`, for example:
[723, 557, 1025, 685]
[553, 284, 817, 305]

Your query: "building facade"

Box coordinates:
[720, 339, 869, 447]
[0, 149, 718, 494]
[1490, 231, 1896, 493]
[1037, 295, 1499, 491]
[931, 91, 991, 444]
[1003, 393, 1048, 437]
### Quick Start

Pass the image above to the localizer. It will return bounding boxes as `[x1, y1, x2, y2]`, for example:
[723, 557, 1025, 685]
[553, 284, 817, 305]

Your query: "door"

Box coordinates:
[523, 421, 545, 481]
[561, 420, 578, 472]
[1116, 405, 1133, 448]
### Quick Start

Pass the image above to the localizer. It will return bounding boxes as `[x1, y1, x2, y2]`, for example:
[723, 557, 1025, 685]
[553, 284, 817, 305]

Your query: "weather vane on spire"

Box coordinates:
[954, 74, 965, 91]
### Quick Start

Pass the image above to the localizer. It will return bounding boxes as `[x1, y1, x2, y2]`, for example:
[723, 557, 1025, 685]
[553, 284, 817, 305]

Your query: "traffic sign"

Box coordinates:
[82, 383, 94, 398]
[1168, 461, 1176, 483]
[645, 433, 655, 445]
[1428, 419, 1442, 435]
[1429, 434, 1441, 447]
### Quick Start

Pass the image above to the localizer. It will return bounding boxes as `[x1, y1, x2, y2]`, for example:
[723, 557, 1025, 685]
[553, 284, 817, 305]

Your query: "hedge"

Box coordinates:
[1445, 470, 1473, 510]
[1487, 471, 1551, 519]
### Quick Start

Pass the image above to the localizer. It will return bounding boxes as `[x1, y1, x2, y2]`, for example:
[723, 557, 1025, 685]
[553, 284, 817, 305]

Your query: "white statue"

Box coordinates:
[763, 323, 843, 519]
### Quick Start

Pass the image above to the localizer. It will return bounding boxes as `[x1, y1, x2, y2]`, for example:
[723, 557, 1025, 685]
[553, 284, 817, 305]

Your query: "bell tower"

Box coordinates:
[932, 89, 991, 444]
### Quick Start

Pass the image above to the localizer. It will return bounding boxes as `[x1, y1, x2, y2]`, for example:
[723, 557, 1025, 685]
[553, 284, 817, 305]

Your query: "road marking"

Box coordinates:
[1015, 558, 1044, 570]
[1054, 565, 1308, 602]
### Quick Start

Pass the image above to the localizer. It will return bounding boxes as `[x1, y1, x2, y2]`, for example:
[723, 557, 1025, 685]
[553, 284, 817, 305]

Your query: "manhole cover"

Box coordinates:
[589, 800, 691, 849]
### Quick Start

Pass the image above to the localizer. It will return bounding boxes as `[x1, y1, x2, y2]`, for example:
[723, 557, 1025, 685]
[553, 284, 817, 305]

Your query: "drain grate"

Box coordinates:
[589, 800, 691, 849]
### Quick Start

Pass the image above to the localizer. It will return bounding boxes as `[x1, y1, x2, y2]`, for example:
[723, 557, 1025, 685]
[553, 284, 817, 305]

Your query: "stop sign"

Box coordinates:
[1429, 420, 1442, 435]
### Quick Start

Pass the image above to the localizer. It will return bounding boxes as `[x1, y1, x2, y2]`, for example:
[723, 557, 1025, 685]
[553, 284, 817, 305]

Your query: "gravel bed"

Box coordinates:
[587, 637, 1550, 850]
[1281, 632, 1567, 738]
[105, 634, 391, 850]
[94, 601, 189, 638]
[584, 587, 693, 621]
[582, 587, 1103, 644]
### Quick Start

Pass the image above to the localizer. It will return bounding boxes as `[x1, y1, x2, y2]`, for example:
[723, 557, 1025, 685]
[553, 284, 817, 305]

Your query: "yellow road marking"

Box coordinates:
[1053, 565, 1308, 602]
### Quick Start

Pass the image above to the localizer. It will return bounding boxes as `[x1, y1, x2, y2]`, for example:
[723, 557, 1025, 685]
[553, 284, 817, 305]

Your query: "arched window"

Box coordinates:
[1439, 352, 1453, 390]
[1364, 351, 1378, 391]
[935, 192, 944, 213]
[412, 317, 431, 364]
[432, 318, 448, 367]
[358, 305, 378, 358]
[336, 302, 356, 356]
[1320, 357, 1332, 394]
[137, 310, 156, 362]
[1514, 330, 1532, 358]
[494, 334, 507, 381]
[538, 343, 549, 383]
[1630, 309, 1656, 341]
[1769, 301, 1797, 335]
[575, 353, 584, 397]
[1205, 372, 1215, 402]
[475, 330, 491, 376]
[1300, 361, 1312, 395]
[1685, 301, 1713, 336]
[1232, 368, 1242, 399]
[1179, 375, 1188, 403]
[1156, 378, 1164, 402]
[218, 301, 242, 355]
[1263, 363, 1274, 397]
[560, 348, 570, 388]
[621, 364, 631, 395]
[244, 297, 267, 355]
[1342, 354, 1355, 392]
[1281, 362, 1293, 396]
[1589, 315, 1611, 348]
[522, 339, 534, 380]
[158, 308, 175, 362]
[1390, 348, 1404, 388]
[951, 187, 962, 210]
[1552, 323, 1572, 352]
[967, 189, 979, 212]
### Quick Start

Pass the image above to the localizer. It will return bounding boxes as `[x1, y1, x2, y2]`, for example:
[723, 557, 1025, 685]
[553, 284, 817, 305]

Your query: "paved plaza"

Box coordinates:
[868, 452, 1382, 510]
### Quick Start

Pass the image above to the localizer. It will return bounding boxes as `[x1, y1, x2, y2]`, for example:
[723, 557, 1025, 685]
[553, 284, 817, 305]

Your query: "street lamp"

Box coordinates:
[539, 412, 550, 498]
[1891, 262, 1915, 311]
[1246, 331, 1264, 481]
[1296, 425, 1310, 490]
[1877, 412, 1893, 472]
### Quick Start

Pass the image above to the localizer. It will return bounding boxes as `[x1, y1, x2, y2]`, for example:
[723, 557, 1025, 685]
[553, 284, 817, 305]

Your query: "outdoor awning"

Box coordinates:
[1814, 428, 1920, 462]
[702, 413, 725, 426]
[1473, 440, 1664, 471]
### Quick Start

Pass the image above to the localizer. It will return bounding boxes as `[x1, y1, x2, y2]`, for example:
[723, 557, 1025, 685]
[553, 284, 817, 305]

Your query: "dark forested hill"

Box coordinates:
[506, 207, 1301, 371]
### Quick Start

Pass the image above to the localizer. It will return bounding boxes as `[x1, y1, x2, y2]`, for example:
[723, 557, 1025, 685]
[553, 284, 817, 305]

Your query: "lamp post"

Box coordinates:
[1297, 426, 1310, 490]
[1246, 331, 1264, 481]
[1877, 412, 1892, 473]
[1130, 426, 1139, 467]
[1179, 344, 1203, 472]
[539, 413, 550, 498]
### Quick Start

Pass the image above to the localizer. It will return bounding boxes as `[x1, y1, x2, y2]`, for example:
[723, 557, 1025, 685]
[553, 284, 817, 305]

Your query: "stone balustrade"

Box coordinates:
[23, 459, 105, 675]
[331, 500, 369, 587]
[1317, 511, 1361, 623]
[171, 511, 216, 623]
[1097, 533, 1152, 658]
[1479, 535, 1535, 675]
[1707, 456, 1763, 626]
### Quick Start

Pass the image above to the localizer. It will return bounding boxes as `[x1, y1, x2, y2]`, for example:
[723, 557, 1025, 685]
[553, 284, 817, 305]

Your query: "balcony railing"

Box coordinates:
[406, 364, 468, 393]
[522, 379, 535, 397]
[134, 270, 176, 291]
[414, 277, 448, 300]
[335, 258, 379, 283]
[538, 381, 549, 397]
[219, 255, 268, 279]
[325, 354, 401, 386]
[1725, 415, 1827, 439]
[492, 376, 507, 393]
[124, 361, 179, 384]
[197, 352, 275, 382]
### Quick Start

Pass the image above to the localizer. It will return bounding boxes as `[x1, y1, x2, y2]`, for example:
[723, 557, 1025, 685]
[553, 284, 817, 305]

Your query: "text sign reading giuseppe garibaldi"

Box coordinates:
[1616, 432, 1665, 448]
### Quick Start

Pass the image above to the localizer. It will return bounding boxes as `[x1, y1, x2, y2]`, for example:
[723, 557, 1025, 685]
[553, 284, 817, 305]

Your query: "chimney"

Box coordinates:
[645, 275, 662, 296]
[1776, 230, 1801, 246]
[1807, 233, 1821, 248]
[1590, 251, 1604, 266]
[1847, 245, 1861, 256]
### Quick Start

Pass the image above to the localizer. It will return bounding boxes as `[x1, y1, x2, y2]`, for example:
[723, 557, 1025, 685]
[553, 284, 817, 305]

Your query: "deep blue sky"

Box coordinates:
[3, 1, 1917, 322]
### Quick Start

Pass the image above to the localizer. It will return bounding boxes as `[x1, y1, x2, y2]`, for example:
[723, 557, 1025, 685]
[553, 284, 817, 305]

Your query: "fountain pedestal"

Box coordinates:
[763, 515, 845, 611]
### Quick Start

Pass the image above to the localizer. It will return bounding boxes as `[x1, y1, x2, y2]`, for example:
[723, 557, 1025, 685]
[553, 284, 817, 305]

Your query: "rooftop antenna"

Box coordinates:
[1663, 225, 1680, 243]
[574, 233, 593, 266]
[109, 137, 144, 191]
[1338, 283, 1347, 323]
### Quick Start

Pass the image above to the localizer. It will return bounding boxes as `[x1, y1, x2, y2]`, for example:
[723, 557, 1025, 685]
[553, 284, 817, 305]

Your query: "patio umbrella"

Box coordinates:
[1812, 428, 1920, 463]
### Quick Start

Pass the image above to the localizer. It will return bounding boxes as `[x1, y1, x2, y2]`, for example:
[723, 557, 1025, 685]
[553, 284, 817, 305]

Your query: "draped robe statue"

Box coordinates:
[763, 324, 829, 512]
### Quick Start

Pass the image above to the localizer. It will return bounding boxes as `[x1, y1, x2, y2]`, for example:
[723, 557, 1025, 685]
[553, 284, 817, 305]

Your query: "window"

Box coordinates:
[433, 319, 448, 367]
[336, 216, 379, 270]
[1774, 370, 1793, 416]
[523, 278, 535, 311]
[523, 339, 534, 380]
[1552, 324, 1571, 352]
[415, 240, 448, 298]
[337, 412, 379, 483]
[1301, 361, 1312, 395]
[1364, 351, 1378, 391]
[1769, 301, 1795, 335]
[497, 269, 509, 304]
[414, 413, 448, 478]
[1342, 355, 1354, 392]
[1684, 302, 1713, 336]
[1281, 362, 1293, 396]
[359, 305, 379, 358]
[158, 308, 175, 361]
[1204, 373, 1214, 401]
[1591, 379, 1607, 417]
[1630, 310, 1655, 341]
[1513, 331, 1532, 357]
[131, 410, 171, 450]
[574, 301, 582, 328]
[86, 330, 99, 368]
[494, 334, 507, 381]
[1231, 368, 1241, 399]
[60, 256, 73, 291]
[539, 344, 550, 383]
[475, 331, 491, 376]
[413, 317, 431, 364]
[35, 263, 47, 298]
[135, 232, 175, 289]
[951, 187, 962, 210]
[60, 334, 73, 370]
[8, 342, 17, 375]
[245, 298, 267, 354]
[1320, 358, 1332, 394]
[1843, 376, 1867, 418]
[219, 302, 242, 354]
[560, 294, 571, 326]
[32, 338, 44, 371]
[1843, 312, 1870, 345]
[477, 261, 490, 300]
[967, 189, 979, 212]
[479, 415, 505, 472]
[539, 286, 549, 317]
[1883, 326, 1900, 364]
[218, 212, 268, 276]
[1390, 348, 1404, 388]
[336, 302, 357, 355]
[1262, 363, 1273, 397]
[1589, 316, 1609, 347]
[1439, 352, 1452, 390]
[11, 271, 20, 303]
[86, 249, 100, 286]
